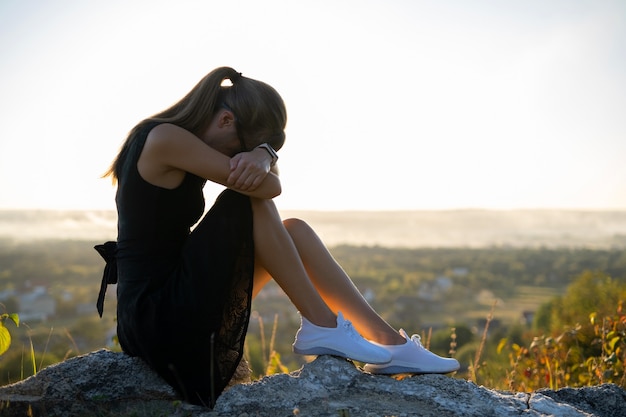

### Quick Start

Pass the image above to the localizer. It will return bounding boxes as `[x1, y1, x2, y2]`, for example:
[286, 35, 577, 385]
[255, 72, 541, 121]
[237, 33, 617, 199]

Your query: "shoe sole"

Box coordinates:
[293, 346, 391, 364]
[365, 363, 460, 374]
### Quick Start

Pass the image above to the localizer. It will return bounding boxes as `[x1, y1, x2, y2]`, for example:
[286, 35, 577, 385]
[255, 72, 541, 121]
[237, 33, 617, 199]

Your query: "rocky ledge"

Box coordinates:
[0, 349, 624, 417]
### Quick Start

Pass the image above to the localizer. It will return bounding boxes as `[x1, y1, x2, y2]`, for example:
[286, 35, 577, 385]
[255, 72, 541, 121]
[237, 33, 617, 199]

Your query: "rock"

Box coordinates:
[216, 355, 626, 417]
[0, 350, 624, 417]
[0, 349, 249, 417]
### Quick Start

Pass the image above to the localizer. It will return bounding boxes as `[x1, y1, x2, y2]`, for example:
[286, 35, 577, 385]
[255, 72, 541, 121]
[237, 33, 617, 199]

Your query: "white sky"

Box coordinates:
[1, 0, 625, 211]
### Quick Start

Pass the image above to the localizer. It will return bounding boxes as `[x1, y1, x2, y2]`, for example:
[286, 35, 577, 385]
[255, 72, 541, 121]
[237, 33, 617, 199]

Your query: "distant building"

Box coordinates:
[451, 267, 469, 277]
[16, 285, 56, 322]
[417, 276, 453, 301]
[521, 310, 535, 326]
[75, 303, 94, 315]
[0, 288, 17, 301]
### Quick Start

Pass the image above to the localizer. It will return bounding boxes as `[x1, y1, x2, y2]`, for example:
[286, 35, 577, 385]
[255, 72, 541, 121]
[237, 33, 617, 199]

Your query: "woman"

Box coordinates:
[96, 67, 459, 407]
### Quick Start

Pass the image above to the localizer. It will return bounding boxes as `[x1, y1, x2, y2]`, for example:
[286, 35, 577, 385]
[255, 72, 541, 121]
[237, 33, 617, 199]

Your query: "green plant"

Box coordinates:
[0, 310, 19, 356]
[264, 313, 290, 376]
[586, 302, 625, 386]
[245, 313, 291, 378]
[500, 299, 625, 391]
[468, 301, 497, 384]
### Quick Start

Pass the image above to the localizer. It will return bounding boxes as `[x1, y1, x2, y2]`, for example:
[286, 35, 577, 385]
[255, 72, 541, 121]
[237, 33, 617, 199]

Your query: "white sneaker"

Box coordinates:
[293, 312, 392, 364]
[363, 329, 460, 374]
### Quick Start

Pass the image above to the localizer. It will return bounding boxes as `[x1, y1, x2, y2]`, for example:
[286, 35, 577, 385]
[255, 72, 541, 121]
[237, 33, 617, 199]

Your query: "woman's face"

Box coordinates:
[201, 110, 242, 156]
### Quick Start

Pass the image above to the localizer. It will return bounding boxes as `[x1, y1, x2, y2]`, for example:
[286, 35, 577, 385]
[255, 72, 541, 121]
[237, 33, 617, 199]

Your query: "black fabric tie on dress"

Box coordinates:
[94, 241, 118, 317]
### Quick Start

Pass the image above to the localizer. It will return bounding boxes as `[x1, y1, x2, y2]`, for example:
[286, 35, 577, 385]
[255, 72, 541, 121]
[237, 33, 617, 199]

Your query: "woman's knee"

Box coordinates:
[283, 217, 314, 237]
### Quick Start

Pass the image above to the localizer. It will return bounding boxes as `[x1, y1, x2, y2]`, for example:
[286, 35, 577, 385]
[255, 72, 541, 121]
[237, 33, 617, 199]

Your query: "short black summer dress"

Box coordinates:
[95, 121, 254, 407]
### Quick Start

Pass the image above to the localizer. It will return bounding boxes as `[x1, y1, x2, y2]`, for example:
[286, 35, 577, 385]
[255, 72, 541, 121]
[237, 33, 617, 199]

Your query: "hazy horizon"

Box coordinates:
[2, 208, 625, 249]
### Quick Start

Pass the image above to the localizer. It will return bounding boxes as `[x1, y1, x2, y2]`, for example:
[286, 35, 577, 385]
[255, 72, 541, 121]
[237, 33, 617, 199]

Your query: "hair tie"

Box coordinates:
[230, 71, 243, 83]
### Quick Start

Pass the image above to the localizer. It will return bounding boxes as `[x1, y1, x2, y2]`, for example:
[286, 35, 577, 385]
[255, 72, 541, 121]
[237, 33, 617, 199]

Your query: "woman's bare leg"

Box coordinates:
[250, 211, 460, 372]
[251, 259, 271, 299]
[283, 218, 406, 345]
[250, 198, 336, 328]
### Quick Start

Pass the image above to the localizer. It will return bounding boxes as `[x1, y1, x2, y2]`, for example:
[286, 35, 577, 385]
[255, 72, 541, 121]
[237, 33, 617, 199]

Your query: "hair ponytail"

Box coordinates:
[104, 67, 286, 182]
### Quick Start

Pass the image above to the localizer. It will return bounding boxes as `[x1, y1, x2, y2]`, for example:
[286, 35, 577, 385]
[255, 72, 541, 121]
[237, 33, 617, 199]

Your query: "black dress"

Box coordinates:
[95, 121, 254, 407]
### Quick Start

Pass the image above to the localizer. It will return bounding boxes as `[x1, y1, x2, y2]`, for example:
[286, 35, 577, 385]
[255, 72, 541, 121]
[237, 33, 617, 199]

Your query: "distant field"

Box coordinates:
[461, 285, 562, 324]
[506, 285, 561, 314]
[1, 208, 626, 248]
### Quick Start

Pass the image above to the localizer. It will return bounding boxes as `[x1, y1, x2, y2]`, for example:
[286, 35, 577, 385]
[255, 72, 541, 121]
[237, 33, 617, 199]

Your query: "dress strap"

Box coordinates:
[94, 241, 118, 317]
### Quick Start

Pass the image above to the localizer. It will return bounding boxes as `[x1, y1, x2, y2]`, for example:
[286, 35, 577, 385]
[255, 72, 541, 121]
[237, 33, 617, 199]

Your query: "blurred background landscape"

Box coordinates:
[1, 208, 625, 390]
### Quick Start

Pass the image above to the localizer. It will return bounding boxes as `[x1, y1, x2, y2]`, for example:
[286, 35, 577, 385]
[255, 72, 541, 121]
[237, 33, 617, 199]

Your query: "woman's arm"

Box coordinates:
[138, 123, 281, 199]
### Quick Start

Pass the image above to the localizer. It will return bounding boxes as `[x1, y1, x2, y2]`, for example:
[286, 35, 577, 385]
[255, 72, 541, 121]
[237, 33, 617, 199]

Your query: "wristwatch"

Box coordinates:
[256, 143, 279, 166]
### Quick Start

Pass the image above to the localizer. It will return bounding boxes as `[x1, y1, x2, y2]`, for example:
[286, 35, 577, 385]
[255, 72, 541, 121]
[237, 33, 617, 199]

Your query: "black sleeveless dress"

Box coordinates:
[95, 121, 254, 407]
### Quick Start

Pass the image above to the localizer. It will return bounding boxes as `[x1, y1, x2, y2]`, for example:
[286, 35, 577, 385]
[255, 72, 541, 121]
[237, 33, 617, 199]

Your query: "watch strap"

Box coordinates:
[256, 143, 278, 166]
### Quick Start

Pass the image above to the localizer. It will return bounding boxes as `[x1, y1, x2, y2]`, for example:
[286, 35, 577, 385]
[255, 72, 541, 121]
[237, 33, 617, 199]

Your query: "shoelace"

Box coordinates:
[341, 318, 363, 341]
[410, 334, 426, 349]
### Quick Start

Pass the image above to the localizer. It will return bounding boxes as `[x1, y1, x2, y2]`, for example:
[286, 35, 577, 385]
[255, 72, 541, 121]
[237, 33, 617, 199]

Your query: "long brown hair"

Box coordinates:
[105, 67, 287, 181]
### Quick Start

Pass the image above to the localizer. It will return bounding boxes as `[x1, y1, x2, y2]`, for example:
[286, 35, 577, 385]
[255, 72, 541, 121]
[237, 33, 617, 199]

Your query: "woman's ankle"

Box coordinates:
[372, 330, 407, 346]
[301, 311, 337, 328]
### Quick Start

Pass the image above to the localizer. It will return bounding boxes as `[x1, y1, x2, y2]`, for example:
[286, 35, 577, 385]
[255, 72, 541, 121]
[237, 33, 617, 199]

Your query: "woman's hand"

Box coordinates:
[227, 147, 273, 191]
